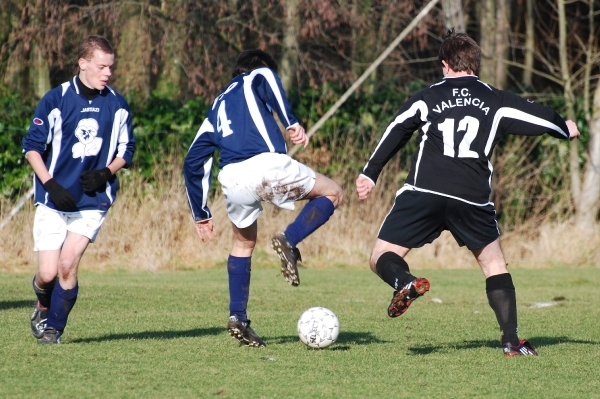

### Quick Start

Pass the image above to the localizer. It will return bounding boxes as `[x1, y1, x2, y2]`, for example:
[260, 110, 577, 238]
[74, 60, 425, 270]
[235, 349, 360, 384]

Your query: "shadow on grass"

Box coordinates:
[408, 336, 599, 355]
[0, 300, 33, 311]
[267, 331, 391, 347]
[336, 331, 391, 345]
[71, 327, 223, 343]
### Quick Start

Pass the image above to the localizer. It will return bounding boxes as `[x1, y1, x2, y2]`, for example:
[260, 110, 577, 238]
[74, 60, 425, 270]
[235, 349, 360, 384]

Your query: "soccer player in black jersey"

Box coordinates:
[356, 29, 580, 357]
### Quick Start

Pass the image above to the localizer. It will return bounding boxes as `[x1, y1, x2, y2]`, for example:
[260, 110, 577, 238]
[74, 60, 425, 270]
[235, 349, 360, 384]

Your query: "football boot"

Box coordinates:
[387, 277, 430, 318]
[30, 301, 49, 339]
[38, 327, 62, 345]
[271, 232, 302, 287]
[503, 340, 538, 357]
[227, 316, 266, 348]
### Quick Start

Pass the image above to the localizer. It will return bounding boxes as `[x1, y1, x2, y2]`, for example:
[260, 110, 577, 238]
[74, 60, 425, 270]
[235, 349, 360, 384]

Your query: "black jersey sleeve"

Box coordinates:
[495, 90, 570, 140]
[361, 96, 425, 184]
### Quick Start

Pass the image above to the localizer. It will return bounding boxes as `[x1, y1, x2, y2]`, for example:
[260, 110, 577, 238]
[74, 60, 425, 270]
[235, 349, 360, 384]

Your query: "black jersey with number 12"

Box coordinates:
[361, 76, 570, 206]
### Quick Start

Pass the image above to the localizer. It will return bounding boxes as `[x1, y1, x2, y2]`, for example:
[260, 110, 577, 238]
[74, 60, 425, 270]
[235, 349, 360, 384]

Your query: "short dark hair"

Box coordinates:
[232, 49, 278, 78]
[78, 35, 114, 61]
[438, 28, 481, 75]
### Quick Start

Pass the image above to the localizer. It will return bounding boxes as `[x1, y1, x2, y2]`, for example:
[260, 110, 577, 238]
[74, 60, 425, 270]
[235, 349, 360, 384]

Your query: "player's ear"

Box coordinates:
[78, 58, 88, 71]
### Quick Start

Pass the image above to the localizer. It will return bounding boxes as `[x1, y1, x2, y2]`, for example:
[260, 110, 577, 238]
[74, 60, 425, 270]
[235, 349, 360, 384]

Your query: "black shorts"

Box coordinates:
[378, 188, 499, 250]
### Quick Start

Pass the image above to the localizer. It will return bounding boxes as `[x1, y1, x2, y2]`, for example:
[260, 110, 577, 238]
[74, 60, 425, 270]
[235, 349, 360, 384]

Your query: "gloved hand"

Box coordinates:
[43, 179, 77, 211]
[80, 167, 112, 192]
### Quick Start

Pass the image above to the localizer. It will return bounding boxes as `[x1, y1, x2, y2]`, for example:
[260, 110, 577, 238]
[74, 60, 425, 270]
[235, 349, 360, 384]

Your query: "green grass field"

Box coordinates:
[1, 267, 599, 398]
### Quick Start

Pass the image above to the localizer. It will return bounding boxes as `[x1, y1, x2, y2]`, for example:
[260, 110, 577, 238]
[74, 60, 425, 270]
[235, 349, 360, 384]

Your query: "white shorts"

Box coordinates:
[218, 153, 316, 228]
[33, 205, 107, 251]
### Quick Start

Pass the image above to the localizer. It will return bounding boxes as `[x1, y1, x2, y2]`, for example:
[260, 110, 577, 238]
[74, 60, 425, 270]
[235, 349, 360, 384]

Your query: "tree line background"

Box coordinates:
[1, 0, 600, 238]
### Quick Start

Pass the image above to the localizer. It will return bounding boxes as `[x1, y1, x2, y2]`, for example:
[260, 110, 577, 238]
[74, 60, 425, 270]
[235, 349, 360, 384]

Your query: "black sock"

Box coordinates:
[32, 276, 55, 308]
[375, 252, 415, 290]
[486, 273, 519, 346]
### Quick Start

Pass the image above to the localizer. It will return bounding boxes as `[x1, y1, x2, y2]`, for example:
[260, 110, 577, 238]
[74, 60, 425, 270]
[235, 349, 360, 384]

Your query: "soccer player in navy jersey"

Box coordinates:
[184, 49, 343, 347]
[23, 35, 135, 344]
[356, 29, 580, 357]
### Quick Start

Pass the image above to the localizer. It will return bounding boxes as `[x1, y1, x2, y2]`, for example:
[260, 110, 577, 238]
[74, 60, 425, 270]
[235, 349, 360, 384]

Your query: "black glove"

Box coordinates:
[43, 179, 77, 211]
[80, 167, 112, 192]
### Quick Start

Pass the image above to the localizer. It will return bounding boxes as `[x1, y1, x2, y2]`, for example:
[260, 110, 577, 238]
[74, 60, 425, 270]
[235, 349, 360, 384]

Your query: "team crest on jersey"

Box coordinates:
[33, 117, 44, 125]
[72, 118, 103, 160]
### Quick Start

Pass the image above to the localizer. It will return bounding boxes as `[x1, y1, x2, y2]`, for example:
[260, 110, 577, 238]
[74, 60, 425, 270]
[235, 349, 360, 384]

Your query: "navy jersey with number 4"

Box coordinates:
[361, 76, 570, 205]
[184, 67, 300, 221]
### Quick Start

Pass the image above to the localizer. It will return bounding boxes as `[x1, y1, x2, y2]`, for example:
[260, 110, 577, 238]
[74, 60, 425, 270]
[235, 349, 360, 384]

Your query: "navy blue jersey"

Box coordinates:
[361, 76, 570, 205]
[22, 77, 135, 212]
[184, 67, 299, 221]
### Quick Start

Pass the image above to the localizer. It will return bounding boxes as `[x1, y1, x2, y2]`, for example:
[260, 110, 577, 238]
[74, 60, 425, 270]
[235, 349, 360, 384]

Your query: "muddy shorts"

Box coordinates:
[217, 152, 316, 228]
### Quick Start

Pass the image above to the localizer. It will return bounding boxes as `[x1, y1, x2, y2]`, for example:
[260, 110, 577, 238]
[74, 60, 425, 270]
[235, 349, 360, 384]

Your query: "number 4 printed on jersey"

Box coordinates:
[438, 116, 479, 158]
[217, 101, 233, 137]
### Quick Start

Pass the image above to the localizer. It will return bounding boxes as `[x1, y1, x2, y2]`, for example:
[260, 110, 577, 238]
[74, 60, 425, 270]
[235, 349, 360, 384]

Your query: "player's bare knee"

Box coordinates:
[328, 181, 344, 208]
[36, 271, 56, 286]
[312, 173, 343, 208]
[57, 265, 73, 279]
[57, 257, 79, 278]
[368, 252, 380, 273]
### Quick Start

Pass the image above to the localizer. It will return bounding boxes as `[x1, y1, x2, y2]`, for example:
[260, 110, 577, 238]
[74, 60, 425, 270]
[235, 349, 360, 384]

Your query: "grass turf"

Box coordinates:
[1, 267, 599, 398]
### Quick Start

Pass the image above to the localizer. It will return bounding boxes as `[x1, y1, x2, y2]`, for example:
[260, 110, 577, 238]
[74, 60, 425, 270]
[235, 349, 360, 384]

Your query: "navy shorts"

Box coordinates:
[378, 188, 499, 251]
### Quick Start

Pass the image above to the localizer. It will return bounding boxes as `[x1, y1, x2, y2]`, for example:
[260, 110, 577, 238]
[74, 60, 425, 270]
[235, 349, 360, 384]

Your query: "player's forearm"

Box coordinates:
[189, 199, 212, 222]
[505, 114, 570, 140]
[362, 139, 405, 184]
[360, 162, 384, 186]
[504, 93, 571, 139]
[106, 157, 127, 175]
[183, 168, 213, 221]
[25, 151, 52, 183]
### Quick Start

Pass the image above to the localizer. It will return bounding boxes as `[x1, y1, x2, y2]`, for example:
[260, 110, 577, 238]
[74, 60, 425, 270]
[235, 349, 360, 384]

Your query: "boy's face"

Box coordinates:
[78, 49, 114, 91]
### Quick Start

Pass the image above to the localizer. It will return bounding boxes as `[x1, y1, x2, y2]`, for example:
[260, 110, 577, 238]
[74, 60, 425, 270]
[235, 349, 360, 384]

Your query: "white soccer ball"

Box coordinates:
[297, 307, 340, 349]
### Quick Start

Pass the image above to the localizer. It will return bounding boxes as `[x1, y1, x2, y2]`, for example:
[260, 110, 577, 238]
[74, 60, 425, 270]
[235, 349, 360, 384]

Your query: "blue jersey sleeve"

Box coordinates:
[22, 86, 63, 156]
[252, 69, 299, 129]
[184, 119, 218, 221]
[112, 95, 135, 167]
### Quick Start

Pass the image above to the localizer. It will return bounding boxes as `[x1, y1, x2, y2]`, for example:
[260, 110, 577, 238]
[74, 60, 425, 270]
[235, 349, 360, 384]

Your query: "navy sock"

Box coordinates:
[32, 276, 55, 308]
[228, 255, 251, 322]
[486, 273, 519, 346]
[284, 197, 335, 247]
[375, 252, 415, 290]
[46, 281, 79, 333]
